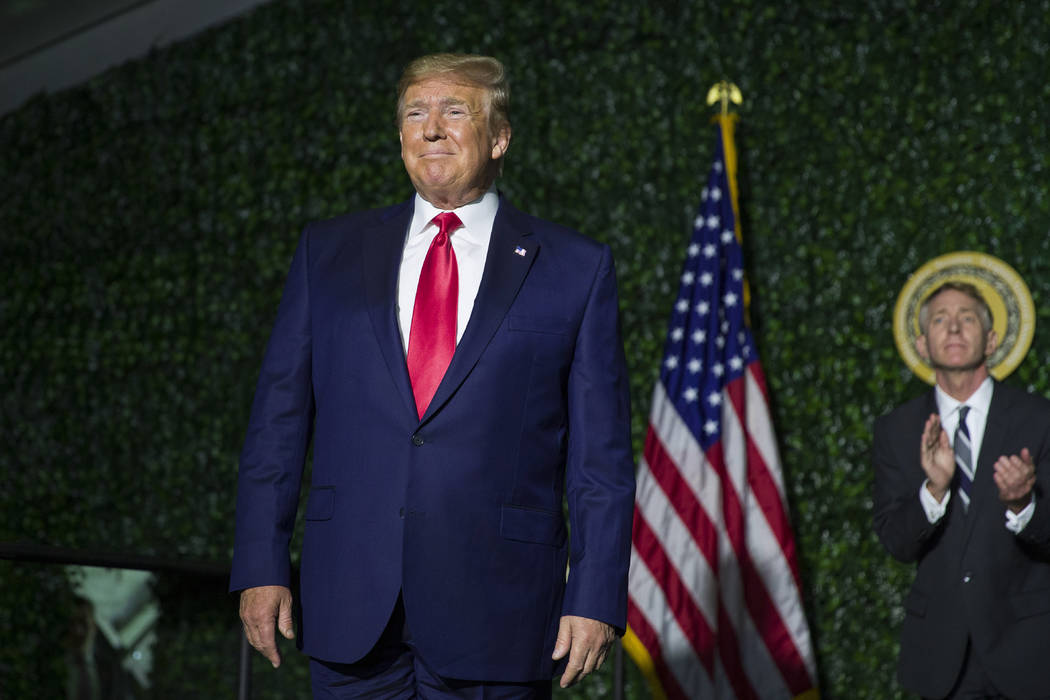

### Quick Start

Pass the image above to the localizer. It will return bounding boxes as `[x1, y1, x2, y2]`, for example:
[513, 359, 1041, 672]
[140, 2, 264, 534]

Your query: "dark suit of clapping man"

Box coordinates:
[873, 282, 1050, 699]
[229, 54, 635, 699]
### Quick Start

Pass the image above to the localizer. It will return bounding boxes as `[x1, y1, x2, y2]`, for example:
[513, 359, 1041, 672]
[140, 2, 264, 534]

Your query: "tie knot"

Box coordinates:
[958, 405, 970, 423]
[432, 212, 463, 238]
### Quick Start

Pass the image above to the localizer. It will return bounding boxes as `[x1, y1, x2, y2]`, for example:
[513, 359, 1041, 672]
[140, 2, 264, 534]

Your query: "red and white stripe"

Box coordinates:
[628, 364, 817, 699]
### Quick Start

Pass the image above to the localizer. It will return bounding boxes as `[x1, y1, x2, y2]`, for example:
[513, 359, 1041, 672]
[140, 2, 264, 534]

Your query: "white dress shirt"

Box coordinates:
[920, 376, 1035, 532]
[397, 190, 498, 352]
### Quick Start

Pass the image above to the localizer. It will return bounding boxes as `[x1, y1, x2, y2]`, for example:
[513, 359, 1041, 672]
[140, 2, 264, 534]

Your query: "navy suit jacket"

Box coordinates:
[229, 195, 636, 682]
[873, 381, 1050, 699]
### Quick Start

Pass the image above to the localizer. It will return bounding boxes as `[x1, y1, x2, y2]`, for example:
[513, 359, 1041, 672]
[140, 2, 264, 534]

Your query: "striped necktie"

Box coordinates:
[954, 405, 974, 512]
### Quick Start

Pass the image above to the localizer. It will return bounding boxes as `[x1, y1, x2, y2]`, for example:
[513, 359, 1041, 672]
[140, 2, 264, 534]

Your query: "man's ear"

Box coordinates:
[984, 329, 999, 358]
[491, 125, 511, 160]
[915, 334, 930, 362]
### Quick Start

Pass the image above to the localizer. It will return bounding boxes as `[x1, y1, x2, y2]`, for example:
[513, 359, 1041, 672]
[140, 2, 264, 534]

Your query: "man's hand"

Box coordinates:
[551, 615, 616, 688]
[920, 413, 954, 502]
[239, 585, 294, 668]
[994, 447, 1036, 513]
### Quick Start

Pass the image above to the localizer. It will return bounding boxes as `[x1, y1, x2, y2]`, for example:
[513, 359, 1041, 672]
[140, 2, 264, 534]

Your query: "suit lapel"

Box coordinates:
[421, 197, 538, 422]
[362, 199, 417, 418]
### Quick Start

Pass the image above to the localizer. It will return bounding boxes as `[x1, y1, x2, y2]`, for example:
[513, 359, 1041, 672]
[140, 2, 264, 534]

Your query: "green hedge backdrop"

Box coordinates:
[3, 0, 1050, 697]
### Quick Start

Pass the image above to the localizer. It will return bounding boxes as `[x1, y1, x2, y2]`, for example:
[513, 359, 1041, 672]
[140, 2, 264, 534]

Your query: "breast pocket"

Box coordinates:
[507, 315, 570, 335]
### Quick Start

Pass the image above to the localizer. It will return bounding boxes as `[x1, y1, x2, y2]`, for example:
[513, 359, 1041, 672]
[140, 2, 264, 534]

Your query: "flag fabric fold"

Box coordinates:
[624, 116, 819, 700]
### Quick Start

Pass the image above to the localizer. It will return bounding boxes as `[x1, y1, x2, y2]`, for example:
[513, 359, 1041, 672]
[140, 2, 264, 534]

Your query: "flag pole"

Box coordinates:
[706, 81, 750, 314]
[625, 78, 818, 698]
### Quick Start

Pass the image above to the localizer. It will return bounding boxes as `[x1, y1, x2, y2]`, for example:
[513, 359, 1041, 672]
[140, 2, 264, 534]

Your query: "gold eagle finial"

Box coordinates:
[706, 81, 743, 115]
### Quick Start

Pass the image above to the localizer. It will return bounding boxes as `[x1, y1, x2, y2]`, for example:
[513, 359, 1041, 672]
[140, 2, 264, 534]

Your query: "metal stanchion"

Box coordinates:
[238, 629, 252, 700]
[614, 638, 624, 700]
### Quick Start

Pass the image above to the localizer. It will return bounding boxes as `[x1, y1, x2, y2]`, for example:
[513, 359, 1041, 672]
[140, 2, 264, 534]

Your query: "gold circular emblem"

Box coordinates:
[893, 251, 1035, 385]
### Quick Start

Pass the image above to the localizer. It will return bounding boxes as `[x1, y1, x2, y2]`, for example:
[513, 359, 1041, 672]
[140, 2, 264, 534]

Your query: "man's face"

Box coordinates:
[399, 77, 510, 210]
[916, 288, 997, 372]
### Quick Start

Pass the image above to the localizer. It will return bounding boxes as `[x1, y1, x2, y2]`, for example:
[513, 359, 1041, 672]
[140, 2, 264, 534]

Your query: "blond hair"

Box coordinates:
[396, 53, 510, 134]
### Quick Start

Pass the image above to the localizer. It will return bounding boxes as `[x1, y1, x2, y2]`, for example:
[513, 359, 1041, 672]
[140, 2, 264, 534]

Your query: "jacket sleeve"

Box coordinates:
[871, 411, 945, 563]
[560, 244, 636, 630]
[1011, 395, 1050, 556]
[229, 227, 315, 592]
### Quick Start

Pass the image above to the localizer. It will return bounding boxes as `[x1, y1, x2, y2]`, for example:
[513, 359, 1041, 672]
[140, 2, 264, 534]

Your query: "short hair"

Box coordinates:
[396, 53, 511, 134]
[918, 281, 994, 333]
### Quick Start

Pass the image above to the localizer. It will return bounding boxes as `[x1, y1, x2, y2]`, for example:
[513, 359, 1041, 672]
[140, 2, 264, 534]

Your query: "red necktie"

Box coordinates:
[407, 212, 462, 418]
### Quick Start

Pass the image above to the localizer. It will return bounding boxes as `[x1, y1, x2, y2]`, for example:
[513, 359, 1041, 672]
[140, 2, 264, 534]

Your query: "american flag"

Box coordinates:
[624, 117, 819, 699]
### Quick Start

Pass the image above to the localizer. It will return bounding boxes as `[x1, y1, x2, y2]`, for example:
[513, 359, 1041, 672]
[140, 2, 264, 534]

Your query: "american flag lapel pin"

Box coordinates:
[514, 245, 527, 257]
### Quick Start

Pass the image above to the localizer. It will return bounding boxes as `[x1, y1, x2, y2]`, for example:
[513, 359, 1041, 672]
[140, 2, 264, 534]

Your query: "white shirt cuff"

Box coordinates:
[919, 479, 949, 523]
[1005, 494, 1036, 534]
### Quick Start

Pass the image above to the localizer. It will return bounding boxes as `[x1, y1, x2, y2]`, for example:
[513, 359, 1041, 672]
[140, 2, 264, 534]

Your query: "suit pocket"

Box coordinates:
[500, 504, 566, 546]
[305, 486, 335, 521]
[507, 315, 568, 335]
[1010, 587, 1050, 620]
[903, 588, 927, 617]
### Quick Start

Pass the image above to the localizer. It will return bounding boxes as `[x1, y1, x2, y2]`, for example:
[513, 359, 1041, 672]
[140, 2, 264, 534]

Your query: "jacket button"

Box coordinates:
[411, 434, 424, 446]
[399, 507, 405, 518]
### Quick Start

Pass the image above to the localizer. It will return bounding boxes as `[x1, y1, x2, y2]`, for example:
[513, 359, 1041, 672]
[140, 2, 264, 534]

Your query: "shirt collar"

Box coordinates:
[409, 189, 499, 244]
[934, 375, 994, 418]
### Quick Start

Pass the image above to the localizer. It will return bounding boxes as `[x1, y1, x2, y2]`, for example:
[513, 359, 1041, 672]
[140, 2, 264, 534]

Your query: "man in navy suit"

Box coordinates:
[873, 282, 1050, 699]
[230, 53, 635, 698]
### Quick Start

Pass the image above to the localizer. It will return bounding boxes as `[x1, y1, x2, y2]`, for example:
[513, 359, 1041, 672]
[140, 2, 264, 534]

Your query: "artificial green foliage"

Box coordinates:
[0, 563, 81, 698]
[4, 0, 1050, 697]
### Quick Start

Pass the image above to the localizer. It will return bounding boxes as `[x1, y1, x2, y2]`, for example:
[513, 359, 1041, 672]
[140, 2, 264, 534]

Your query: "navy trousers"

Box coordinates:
[309, 595, 552, 700]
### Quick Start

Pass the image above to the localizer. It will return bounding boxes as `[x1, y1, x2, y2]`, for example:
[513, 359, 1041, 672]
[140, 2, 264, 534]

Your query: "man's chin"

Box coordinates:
[929, 359, 987, 373]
